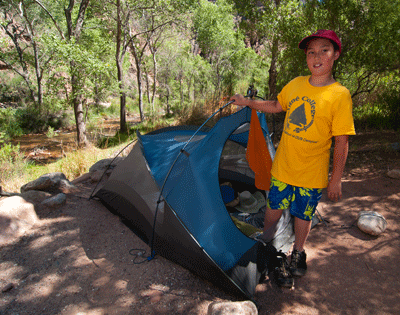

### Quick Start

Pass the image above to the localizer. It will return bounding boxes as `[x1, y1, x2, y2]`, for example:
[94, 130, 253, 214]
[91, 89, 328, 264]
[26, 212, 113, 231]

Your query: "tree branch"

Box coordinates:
[34, 0, 65, 39]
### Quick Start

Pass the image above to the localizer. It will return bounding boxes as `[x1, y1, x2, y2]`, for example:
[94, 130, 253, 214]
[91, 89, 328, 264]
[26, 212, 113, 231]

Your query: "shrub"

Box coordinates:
[15, 107, 71, 133]
[0, 108, 24, 139]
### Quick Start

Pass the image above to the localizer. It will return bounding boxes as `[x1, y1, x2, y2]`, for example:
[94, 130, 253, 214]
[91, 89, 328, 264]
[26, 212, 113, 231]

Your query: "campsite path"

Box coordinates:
[1, 130, 400, 314]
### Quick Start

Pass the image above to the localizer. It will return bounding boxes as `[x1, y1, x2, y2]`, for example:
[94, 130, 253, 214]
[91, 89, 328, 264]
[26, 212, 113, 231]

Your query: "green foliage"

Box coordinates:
[193, 0, 261, 98]
[97, 131, 135, 149]
[0, 108, 24, 139]
[13, 107, 71, 134]
[194, 0, 236, 56]
[96, 114, 174, 149]
[353, 75, 400, 130]
[0, 0, 399, 135]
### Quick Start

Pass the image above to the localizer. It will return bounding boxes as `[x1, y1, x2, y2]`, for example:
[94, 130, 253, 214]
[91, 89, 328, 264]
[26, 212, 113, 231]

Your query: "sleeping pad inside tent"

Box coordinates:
[94, 106, 295, 299]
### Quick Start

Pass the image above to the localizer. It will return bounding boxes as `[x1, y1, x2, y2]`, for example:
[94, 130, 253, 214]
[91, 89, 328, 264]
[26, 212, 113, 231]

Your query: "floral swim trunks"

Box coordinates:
[267, 176, 323, 221]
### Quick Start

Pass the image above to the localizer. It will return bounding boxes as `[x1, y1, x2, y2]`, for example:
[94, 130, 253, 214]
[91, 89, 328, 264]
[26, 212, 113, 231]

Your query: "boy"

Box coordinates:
[230, 30, 355, 287]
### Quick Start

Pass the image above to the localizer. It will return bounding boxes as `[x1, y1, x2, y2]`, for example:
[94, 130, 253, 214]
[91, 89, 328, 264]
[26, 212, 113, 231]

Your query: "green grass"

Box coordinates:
[0, 142, 127, 193]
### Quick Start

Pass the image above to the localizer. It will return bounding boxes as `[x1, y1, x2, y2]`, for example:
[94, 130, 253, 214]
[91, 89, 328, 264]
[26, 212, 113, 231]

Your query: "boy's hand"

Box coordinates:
[327, 178, 342, 202]
[230, 94, 246, 106]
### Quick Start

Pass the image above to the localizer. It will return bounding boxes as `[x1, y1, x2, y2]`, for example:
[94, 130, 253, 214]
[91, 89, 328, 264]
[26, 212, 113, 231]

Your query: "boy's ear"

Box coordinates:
[334, 50, 340, 60]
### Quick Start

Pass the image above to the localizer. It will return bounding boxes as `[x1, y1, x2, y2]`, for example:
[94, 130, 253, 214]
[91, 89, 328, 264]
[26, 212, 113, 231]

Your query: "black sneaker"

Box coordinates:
[274, 252, 294, 288]
[290, 250, 307, 277]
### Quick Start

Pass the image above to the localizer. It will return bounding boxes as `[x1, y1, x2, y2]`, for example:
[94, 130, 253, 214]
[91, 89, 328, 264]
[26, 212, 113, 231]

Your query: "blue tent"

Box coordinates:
[95, 106, 294, 299]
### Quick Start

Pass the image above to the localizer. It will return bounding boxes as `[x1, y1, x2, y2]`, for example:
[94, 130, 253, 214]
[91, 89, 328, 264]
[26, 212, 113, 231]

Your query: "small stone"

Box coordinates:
[41, 193, 67, 208]
[207, 300, 258, 315]
[2, 283, 15, 293]
[357, 211, 387, 236]
[387, 169, 400, 179]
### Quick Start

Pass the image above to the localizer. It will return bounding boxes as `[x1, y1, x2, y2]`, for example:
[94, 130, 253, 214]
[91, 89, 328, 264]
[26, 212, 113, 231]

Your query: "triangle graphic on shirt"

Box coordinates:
[289, 103, 307, 127]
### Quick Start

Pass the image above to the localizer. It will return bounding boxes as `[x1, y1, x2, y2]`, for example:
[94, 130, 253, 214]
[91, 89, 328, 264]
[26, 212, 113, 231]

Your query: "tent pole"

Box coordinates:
[147, 100, 236, 259]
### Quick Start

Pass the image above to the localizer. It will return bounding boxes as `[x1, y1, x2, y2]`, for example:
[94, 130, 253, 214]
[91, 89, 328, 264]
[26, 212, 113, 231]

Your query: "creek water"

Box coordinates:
[10, 117, 136, 164]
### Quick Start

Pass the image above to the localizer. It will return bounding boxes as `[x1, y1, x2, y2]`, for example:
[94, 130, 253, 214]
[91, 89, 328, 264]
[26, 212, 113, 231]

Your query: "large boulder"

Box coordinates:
[0, 196, 38, 245]
[20, 172, 78, 194]
[85, 157, 125, 183]
[89, 157, 124, 173]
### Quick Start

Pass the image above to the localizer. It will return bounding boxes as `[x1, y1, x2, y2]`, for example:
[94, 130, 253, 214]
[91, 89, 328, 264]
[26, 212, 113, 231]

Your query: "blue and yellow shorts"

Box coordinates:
[267, 176, 323, 221]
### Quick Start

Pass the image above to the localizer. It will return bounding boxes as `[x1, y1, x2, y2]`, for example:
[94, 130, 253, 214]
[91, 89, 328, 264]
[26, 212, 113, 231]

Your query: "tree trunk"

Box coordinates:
[117, 60, 127, 133]
[120, 84, 127, 132]
[151, 49, 157, 110]
[130, 42, 145, 121]
[71, 69, 87, 147]
[65, 0, 90, 147]
[136, 61, 144, 121]
[268, 36, 279, 99]
[116, 0, 127, 133]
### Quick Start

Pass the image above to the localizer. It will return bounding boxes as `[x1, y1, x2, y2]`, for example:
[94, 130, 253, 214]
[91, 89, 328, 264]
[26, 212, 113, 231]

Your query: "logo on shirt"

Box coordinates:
[286, 96, 316, 133]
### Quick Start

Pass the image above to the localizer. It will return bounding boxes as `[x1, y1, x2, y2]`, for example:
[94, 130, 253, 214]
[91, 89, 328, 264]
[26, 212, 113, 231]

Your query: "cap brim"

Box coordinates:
[234, 192, 265, 214]
[299, 35, 317, 50]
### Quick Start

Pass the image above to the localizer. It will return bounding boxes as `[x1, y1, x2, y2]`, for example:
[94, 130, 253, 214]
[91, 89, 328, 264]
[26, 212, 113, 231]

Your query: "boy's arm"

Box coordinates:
[230, 94, 283, 113]
[327, 135, 349, 202]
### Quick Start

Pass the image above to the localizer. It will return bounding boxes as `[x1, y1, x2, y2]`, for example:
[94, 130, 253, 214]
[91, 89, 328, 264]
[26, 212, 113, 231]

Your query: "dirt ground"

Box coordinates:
[1, 130, 400, 315]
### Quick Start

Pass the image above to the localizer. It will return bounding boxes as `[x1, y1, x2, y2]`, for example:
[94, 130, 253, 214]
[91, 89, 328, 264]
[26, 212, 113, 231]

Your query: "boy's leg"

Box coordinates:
[289, 187, 322, 276]
[262, 207, 284, 243]
[262, 176, 292, 242]
[293, 217, 312, 252]
[262, 207, 293, 288]
[261, 177, 294, 288]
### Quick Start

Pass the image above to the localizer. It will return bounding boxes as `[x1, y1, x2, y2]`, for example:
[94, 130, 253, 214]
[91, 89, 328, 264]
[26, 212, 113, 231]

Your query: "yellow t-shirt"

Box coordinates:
[272, 76, 356, 188]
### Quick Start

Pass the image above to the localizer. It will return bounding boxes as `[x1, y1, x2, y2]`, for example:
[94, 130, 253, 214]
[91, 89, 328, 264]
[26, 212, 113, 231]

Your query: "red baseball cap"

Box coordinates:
[299, 29, 342, 54]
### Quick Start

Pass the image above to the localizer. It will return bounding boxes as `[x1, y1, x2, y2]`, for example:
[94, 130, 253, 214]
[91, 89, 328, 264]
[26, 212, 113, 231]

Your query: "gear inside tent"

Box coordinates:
[94, 106, 295, 299]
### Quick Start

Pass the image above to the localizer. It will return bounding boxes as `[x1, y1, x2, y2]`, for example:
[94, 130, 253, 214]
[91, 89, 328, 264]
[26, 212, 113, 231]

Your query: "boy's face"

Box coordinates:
[306, 38, 340, 78]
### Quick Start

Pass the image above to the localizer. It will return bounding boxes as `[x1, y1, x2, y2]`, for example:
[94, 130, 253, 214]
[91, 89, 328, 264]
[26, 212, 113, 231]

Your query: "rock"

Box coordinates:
[71, 173, 92, 185]
[207, 301, 258, 315]
[41, 193, 67, 208]
[20, 172, 78, 194]
[87, 158, 124, 183]
[0, 196, 38, 245]
[2, 283, 15, 293]
[387, 169, 400, 179]
[20, 190, 53, 204]
[58, 178, 80, 193]
[357, 211, 387, 236]
[90, 169, 105, 183]
[20, 172, 66, 193]
[89, 157, 124, 173]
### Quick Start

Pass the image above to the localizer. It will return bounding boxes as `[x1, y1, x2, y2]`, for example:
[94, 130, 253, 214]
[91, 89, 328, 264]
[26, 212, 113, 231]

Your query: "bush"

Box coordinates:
[353, 84, 400, 131]
[0, 108, 24, 139]
[378, 88, 400, 130]
[14, 107, 71, 133]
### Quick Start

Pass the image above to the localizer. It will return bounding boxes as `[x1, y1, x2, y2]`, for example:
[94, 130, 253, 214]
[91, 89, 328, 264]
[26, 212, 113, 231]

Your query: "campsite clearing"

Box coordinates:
[1, 130, 399, 315]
